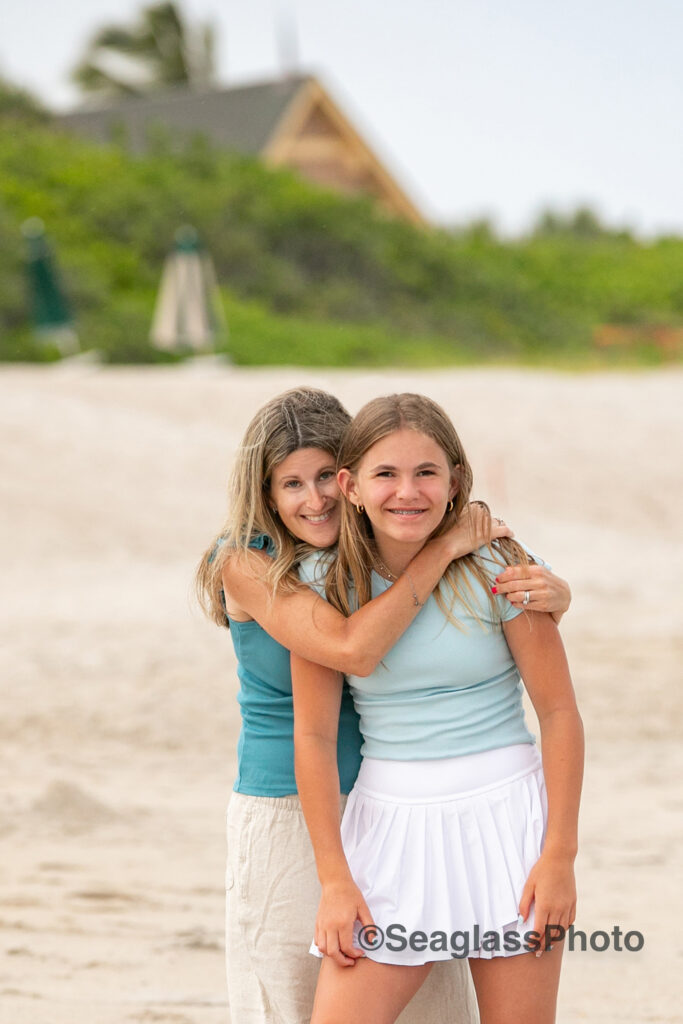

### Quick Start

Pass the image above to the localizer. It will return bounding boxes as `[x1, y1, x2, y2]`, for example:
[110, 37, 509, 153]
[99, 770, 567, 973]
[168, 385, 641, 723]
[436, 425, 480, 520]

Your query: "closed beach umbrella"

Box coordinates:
[22, 218, 79, 354]
[150, 226, 225, 352]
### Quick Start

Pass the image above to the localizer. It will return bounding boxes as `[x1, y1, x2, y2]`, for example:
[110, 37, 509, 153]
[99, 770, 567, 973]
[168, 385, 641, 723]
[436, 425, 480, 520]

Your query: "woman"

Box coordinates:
[292, 393, 583, 1024]
[196, 387, 572, 1024]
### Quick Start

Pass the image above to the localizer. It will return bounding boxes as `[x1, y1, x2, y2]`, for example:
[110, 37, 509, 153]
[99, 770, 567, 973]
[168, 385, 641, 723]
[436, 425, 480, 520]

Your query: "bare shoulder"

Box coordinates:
[220, 548, 273, 620]
[221, 547, 271, 587]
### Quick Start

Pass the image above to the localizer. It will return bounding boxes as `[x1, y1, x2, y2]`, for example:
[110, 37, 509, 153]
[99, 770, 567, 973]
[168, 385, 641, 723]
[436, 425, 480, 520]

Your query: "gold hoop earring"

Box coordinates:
[356, 504, 365, 514]
[446, 500, 454, 513]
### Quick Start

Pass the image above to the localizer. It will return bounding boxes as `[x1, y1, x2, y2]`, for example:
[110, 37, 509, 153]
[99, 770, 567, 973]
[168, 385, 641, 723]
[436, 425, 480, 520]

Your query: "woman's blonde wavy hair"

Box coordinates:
[196, 387, 351, 627]
[324, 393, 533, 627]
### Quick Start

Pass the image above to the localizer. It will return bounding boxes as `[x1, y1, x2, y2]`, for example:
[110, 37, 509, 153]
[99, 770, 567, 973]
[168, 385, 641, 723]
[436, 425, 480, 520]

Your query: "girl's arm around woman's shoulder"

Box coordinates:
[291, 653, 374, 967]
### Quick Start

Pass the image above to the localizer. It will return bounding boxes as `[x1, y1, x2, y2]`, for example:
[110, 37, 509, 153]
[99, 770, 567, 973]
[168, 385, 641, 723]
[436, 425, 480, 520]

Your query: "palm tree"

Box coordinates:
[0, 77, 50, 122]
[71, 2, 216, 98]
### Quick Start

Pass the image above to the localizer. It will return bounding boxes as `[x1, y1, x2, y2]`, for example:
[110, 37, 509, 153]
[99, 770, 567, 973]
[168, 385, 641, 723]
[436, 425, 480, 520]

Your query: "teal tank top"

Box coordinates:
[226, 535, 362, 797]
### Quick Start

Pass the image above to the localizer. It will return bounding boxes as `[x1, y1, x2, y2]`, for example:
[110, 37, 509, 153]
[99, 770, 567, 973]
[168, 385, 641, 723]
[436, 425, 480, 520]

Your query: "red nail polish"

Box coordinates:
[491, 586, 497, 594]
[495, 576, 501, 583]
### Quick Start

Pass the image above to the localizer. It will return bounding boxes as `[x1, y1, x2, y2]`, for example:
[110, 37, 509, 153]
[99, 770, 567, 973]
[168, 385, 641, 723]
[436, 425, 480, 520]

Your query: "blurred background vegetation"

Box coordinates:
[1, 73, 682, 368]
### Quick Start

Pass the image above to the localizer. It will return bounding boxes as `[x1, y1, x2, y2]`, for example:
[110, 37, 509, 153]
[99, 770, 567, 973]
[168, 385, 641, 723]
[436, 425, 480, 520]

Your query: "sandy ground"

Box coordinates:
[1, 362, 681, 1024]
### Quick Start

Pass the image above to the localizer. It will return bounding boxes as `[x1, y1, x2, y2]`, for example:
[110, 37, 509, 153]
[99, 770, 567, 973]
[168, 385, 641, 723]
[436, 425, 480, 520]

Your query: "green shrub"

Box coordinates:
[0, 115, 681, 366]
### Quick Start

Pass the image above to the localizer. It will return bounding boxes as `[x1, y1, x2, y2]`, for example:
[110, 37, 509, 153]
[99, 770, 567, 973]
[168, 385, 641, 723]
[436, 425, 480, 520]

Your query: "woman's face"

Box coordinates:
[269, 447, 341, 548]
[342, 428, 457, 548]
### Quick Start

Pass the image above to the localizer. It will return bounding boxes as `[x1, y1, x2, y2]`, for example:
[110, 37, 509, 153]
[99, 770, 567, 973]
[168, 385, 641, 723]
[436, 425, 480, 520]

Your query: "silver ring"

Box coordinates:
[523, 590, 530, 606]
[496, 517, 505, 525]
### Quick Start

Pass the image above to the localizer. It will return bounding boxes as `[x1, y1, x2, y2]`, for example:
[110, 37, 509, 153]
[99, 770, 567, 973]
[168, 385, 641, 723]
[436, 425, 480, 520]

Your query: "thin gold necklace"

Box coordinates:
[373, 556, 398, 581]
[373, 553, 425, 608]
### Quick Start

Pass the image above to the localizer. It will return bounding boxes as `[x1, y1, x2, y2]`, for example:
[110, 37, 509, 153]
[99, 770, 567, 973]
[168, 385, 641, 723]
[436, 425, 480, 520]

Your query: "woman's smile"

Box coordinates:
[270, 447, 342, 547]
[301, 508, 336, 524]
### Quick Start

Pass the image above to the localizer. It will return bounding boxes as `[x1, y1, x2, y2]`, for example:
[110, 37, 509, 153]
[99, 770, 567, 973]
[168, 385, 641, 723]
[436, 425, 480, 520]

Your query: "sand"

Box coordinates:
[1, 362, 681, 1024]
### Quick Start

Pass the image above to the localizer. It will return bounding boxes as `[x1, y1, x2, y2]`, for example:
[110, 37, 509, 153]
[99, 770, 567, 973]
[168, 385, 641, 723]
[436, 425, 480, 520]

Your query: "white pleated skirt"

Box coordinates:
[312, 743, 547, 965]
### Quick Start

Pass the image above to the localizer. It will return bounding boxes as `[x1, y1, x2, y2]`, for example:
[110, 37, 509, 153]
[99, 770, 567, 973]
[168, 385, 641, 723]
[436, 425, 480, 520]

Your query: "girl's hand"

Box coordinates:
[494, 564, 571, 622]
[444, 502, 513, 561]
[518, 851, 577, 956]
[315, 877, 375, 968]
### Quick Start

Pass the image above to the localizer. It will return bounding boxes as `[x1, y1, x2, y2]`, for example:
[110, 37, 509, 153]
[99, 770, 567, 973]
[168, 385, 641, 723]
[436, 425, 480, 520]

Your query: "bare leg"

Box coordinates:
[311, 957, 433, 1024]
[396, 958, 477, 1024]
[469, 945, 564, 1024]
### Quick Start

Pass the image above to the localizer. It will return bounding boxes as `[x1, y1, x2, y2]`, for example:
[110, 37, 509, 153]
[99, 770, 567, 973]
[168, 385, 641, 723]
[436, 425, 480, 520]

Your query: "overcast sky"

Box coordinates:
[3, 0, 682, 235]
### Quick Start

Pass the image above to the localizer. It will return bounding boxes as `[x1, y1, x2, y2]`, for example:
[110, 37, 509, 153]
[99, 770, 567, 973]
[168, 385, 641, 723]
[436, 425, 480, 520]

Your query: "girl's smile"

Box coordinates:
[340, 429, 458, 573]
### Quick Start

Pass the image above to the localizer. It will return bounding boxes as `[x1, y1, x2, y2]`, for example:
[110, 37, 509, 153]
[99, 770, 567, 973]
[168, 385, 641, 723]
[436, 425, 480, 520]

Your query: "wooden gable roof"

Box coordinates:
[57, 75, 424, 225]
[263, 78, 424, 225]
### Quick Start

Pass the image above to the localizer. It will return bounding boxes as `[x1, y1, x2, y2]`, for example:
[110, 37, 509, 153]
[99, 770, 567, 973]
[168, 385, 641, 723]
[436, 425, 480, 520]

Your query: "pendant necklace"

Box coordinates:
[373, 556, 397, 582]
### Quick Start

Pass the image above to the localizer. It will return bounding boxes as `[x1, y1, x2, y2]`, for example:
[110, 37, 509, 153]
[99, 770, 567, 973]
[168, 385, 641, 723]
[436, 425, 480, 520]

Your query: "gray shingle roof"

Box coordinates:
[57, 76, 309, 154]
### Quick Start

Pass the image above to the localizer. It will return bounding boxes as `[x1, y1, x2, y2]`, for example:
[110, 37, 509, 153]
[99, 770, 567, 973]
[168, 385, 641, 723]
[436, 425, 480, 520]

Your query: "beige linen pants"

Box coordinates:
[226, 791, 478, 1024]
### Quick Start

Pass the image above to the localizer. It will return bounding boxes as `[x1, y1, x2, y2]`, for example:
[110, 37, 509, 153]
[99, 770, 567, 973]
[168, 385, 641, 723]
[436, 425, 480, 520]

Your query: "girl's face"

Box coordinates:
[269, 447, 341, 549]
[340, 428, 458, 549]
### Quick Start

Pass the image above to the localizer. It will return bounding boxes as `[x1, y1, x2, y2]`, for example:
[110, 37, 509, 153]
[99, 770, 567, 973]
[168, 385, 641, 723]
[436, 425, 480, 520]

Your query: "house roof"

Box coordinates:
[57, 75, 310, 154]
[57, 74, 425, 224]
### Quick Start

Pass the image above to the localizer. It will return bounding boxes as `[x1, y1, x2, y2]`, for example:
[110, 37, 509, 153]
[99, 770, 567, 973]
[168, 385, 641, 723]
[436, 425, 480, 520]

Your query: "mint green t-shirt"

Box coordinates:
[298, 544, 544, 761]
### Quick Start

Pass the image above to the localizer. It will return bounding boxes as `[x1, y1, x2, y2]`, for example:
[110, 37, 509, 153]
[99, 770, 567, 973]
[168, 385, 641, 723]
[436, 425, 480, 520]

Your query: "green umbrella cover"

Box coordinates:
[23, 218, 78, 353]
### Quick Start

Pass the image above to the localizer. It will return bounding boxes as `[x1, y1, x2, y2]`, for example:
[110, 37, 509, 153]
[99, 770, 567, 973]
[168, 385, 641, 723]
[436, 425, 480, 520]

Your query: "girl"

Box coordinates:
[196, 387, 572, 1024]
[292, 393, 583, 1024]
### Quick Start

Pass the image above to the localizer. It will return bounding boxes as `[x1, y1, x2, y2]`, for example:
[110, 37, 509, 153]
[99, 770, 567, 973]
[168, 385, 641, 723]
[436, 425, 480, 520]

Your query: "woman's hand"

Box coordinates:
[494, 564, 571, 623]
[518, 851, 577, 956]
[444, 503, 514, 561]
[315, 877, 375, 968]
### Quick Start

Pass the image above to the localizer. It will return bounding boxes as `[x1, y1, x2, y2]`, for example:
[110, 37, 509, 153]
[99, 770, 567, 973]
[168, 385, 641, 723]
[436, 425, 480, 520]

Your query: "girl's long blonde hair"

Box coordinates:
[324, 393, 532, 626]
[196, 387, 351, 627]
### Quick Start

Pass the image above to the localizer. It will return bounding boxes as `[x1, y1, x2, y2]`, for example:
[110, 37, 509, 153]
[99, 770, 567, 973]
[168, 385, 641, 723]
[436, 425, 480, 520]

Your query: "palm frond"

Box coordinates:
[70, 1, 217, 96]
[88, 27, 150, 57]
[71, 61, 145, 97]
